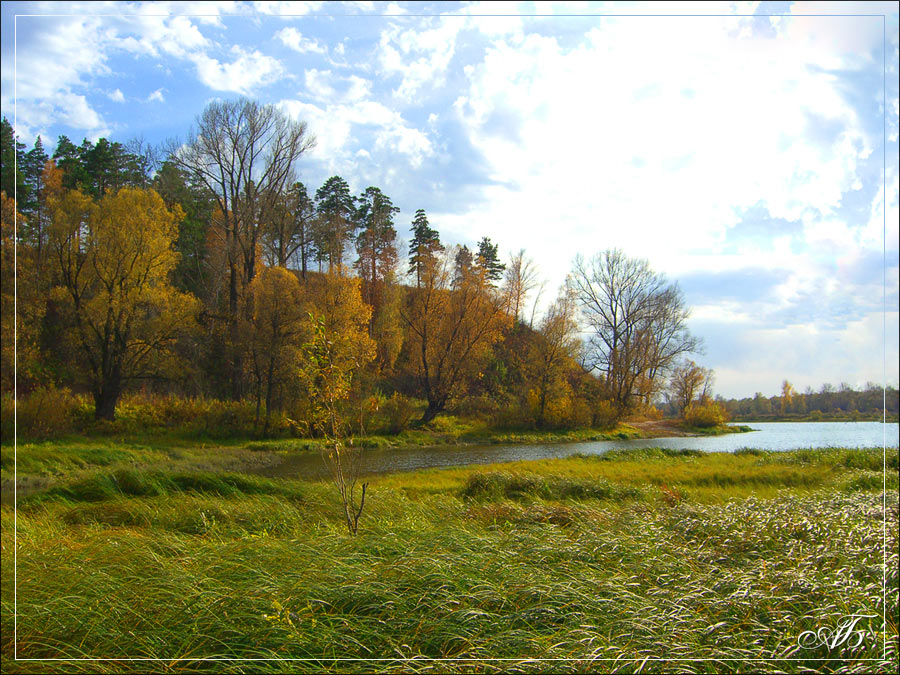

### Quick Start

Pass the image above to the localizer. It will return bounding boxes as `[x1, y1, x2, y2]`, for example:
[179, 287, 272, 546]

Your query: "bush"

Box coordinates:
[683, 401, 728, 428]
[382, 392, 415, 434]
[1, 387, 82, 441]
[591, 400, 619, 429]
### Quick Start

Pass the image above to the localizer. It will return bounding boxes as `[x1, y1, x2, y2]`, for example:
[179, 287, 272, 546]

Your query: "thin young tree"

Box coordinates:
[302, 275, 375, 535]
[503, 249, 539, 323]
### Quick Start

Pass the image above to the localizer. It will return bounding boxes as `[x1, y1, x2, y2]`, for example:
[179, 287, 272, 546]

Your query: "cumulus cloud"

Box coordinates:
[278, 97, 434, 172]
[191, 46, 284, 94]
[147, 88, 165, 103]
[108, 88, 125, 102]
[276, 27, 327, 54]
[378, 17, 465, 101]
[303, 69, 372, 103]
[253, 0, 322, 14]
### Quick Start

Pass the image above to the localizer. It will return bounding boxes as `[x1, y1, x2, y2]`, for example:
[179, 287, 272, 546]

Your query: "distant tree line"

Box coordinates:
[711, 381, 899, 420]
[1, 100, 706, 432]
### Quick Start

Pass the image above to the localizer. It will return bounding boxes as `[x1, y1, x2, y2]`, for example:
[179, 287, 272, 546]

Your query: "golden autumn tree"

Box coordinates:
[529, 286, 581, 429]
[301, 270, 376, 534]
[401, 247, 511, 422]
[668, 360, 709, 415]
[48, 187, 199, 420]
[780, 379, 795, 415]
[244, 266, 309, 431]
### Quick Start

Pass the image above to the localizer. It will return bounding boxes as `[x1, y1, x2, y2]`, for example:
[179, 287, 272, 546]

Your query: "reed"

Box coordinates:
[2, 447, 897, 673]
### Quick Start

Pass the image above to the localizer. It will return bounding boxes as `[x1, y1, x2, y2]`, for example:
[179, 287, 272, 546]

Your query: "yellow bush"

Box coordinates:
[683, 401, 728, 428]
[1, 387, 81, 440]
[591, 400, 619, 429]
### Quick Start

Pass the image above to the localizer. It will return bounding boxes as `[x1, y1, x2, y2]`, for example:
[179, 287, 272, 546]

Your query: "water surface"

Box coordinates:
[256, 421, 899, 481]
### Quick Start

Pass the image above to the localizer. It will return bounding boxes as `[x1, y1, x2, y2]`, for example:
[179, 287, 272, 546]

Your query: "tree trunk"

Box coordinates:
[93, 383, 121, 421]
[422, 399, 443, 423]
[229, 259, 243, 401]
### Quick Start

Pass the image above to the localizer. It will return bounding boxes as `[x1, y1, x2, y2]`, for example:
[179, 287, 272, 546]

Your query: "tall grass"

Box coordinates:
[2, 448, 898, 673]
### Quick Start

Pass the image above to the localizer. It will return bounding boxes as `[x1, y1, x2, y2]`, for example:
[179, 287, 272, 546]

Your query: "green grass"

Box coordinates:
[2, 447, 898, 673]
[682, 423, 755, 435]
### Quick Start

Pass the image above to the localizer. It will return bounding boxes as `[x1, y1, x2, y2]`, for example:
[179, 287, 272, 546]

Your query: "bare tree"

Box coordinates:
[668, 359, 712, 414]
[503, 249, 539, 323]
[168, 98, 315, 399]
[569, 249, 701, 418]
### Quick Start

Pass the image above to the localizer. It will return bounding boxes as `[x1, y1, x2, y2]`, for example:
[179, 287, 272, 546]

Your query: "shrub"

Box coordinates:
[591, 400, 619, 429]
[382, 392, 415, 434]
[683, 401, 728, 428]
[1, 387, 81, 441]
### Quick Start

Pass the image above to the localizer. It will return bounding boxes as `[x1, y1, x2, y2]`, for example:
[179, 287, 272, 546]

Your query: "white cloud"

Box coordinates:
[4, 15, 111, 139]
[147, 88, 165, 103]
[108, 88, 125, 102]
[303, 69, 372, 103]
[712, 310, 899, 397]
[437, 15, 877, 280]
[191, 46, 284, 94]
[278, 97, 433, 169]
[378, 17, 465, 101]
[253, 1, 323, 15]
[276, 27, 327, 54]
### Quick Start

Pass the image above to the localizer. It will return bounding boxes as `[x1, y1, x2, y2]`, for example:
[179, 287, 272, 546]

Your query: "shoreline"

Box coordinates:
[0, 420, 746, 500]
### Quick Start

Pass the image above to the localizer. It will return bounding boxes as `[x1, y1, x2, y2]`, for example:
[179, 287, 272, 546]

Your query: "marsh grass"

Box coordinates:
[2, 447, 898, 673]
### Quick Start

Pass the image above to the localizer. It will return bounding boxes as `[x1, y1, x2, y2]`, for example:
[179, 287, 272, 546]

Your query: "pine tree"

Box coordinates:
[477, 236, 505, 284]
[355, 186, 399, 302]
[408, 208, 443, 287]
[0, 117, 27, 201]
[315, 176, 356, 273]
[454, 245, 474, 287]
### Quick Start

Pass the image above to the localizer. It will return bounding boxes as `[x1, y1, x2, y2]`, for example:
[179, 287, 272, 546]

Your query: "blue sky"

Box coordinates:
[1, 0, 898, 398]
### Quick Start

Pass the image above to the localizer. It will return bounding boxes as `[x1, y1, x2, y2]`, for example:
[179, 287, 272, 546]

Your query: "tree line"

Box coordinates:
[1, 99, 710, 432]
[712, 381, 899, 420]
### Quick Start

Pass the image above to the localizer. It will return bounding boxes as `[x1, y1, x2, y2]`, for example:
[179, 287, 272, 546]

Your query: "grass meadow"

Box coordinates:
[1, 443, 897, 673]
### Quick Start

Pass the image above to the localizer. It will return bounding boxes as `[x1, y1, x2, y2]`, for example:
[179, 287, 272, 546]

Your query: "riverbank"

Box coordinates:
[3, 419, 736, 492]
[2, 446, 897, 673]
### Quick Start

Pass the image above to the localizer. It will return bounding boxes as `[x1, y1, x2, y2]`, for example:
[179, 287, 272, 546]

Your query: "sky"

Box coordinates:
[1, 0, 898, 399]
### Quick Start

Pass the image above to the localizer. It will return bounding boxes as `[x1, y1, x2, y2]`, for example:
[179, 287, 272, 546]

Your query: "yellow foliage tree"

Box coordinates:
[780, 379, 795, 415]
[401, 248, 511, 422]
[49, 187, 199, 420]
[301, 270, 376, 534]
[244, 266, 309, 431]
[530, 287, 581, 429]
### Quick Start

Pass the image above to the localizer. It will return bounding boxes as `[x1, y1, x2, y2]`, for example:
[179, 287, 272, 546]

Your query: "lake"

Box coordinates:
[256, 421, 900, 481]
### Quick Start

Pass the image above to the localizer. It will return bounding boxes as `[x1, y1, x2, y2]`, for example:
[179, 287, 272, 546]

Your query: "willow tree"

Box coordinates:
[49, 187, 199, 420]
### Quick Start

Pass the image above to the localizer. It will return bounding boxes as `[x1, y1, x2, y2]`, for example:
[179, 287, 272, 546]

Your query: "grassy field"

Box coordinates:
[1, 444, 897, 673]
